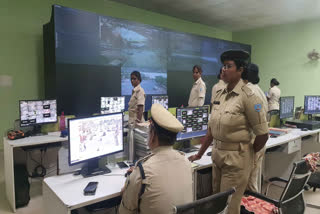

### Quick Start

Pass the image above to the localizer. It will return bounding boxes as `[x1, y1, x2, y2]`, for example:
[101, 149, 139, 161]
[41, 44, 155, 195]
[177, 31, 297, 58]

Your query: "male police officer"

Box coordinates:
[119, 104, 193, 214]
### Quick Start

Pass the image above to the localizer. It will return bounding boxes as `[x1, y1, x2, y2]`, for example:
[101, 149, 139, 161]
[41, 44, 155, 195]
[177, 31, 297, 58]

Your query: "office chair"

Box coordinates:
[303, 152, 320, 192]
[174, 188, 235, 214]
[307, 168, 320, 192]
[244, 160, 312, 214]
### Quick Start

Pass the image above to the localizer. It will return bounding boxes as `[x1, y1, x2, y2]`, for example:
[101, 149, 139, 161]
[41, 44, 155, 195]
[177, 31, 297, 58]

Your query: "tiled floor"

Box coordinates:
[0, 150, 319, 214]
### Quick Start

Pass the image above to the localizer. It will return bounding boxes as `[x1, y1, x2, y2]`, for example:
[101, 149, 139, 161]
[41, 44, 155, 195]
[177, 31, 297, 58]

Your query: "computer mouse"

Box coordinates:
[207, 152, 212, 156]
[301, 128, 309, 131]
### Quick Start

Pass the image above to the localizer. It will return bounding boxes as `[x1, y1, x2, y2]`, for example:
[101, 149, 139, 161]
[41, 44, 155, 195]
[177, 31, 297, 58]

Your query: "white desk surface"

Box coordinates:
[43, 165, 127, 210]
[42, 129, 320, 211]
[185, 145, 213, 169]
[5, 132, 67, 147]
[266, 128, 320, 149]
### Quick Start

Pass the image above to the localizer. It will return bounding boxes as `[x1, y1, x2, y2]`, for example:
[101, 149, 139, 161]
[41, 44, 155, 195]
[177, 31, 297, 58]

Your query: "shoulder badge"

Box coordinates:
[254, 104, 262, 112]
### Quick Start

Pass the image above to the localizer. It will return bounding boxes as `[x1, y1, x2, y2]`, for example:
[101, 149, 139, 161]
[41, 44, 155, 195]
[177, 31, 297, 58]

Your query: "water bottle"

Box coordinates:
[60, 111, 66, 131]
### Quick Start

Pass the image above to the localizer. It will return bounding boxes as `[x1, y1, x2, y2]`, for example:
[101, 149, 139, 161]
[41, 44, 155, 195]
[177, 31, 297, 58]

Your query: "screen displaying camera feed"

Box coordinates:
[69, 113, 123, 165]
[304, 96, 320, 115]
[152, 95, 168, 109]
[101, 96, 125, 114]
[53, 5, 251, 115]
[20, 100, 57, 127]
[279, 96, 294, 119]
[176, 106, 209, 141]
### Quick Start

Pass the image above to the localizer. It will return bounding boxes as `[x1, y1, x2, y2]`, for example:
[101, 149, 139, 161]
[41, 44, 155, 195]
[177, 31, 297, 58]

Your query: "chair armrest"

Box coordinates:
[244, 190, 280, 207]
[268, 177, 288, 183]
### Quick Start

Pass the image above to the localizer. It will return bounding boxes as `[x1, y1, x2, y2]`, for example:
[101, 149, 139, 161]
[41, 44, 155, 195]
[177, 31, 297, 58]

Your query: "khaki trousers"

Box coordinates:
[211, 142, 253, 214]
[246, 146, 266, 192]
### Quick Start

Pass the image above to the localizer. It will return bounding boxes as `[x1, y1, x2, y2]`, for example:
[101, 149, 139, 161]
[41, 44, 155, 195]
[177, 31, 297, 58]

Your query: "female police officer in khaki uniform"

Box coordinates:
[242, 63, 268, 192]
[128, 71, 146, 125]
[189, 50, 269, 214]
[119, 104, 193, 214]
[188, 65, 206, 107]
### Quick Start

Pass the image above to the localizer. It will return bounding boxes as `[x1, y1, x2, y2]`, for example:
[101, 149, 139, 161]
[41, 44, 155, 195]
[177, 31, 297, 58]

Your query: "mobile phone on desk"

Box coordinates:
[83, 182, 98, 196]
[117, 161, 129, 169]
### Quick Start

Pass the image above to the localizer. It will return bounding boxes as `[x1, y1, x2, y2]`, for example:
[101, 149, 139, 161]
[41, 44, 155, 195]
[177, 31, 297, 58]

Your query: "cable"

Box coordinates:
[28, 150, 47, 178]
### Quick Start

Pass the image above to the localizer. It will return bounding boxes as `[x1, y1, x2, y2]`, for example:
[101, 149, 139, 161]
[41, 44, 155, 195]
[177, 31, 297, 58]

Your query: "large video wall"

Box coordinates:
[46, 5, 250, 116]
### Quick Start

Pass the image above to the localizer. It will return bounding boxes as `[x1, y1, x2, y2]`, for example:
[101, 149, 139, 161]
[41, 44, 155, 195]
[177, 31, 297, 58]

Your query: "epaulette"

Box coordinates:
[216, 88, 223, 93]
[242, 84, 254, 97]
[177, 151, 185, 156]
[135, 153, 154, 167]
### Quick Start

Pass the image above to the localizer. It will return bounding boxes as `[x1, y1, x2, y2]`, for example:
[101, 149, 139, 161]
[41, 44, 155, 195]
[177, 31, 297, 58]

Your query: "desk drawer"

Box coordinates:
[285, 139, 301, 154]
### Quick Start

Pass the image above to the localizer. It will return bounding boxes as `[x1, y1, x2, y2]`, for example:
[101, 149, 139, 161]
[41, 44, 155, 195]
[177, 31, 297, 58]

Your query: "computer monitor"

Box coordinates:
[304, 96, 320, 116]
[19, 99, 57, 134]
[101, 96, 125, 114]
[279, 96, 294, 119]
[68, 112, 123, 177]
[152, 95, 168, 109]
[176, 106, 209, 141]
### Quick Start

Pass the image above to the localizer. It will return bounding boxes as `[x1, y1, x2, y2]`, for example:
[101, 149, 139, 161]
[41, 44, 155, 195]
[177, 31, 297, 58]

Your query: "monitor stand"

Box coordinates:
[308, 114, 313, 121]
[81, 159, 111, 178]
[179, 140, 198, 153]
[30, 125, 47, 136]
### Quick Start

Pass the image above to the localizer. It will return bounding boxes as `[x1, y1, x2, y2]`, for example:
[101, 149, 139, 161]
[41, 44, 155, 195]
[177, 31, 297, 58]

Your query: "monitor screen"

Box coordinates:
[304, 96, 320, 115]
[19, 100, 57, 127]
[279, 96, 294, 119]
[68, 113, 123, 165]
[176, 106, 209, 141]
[51, 5, 251, 115]
[152, 95, 168, 109]
[101, 96, 125, 114]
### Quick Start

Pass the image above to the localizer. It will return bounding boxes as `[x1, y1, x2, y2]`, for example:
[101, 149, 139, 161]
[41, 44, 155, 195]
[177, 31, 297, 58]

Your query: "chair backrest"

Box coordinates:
[279, 160, 311, 214]
[174, 188, 235, 214]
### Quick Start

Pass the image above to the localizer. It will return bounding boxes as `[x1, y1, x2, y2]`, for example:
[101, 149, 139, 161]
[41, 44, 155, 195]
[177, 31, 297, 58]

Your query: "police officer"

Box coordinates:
[189, 50, 269, 214]
[210, 67, 226, 110]
[242, 63, 268, 192]
[119, 103, 193, 214]
[188, 65, 206, 107]
[267, 78, 281, 111]
[128, 71, 146, 125]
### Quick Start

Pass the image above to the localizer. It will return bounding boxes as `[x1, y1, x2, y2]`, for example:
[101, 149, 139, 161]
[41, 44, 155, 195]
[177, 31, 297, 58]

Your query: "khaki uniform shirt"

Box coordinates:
[267, 86, 281, 111]
[211, 80, 226, 104]
[247, 83, 268, 115]
[128, 84, 146, 124]
[119, 146, 193, 214]
[210, 80, 268, 143]
[188, 77, 206, 107]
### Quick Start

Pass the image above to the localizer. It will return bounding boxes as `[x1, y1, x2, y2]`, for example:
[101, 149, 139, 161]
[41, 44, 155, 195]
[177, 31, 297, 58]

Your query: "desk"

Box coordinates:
[43, 166, 127, 214]
[25, 129, 320, 213]
[42, 130, 320, 214]
[264, 129, 320, 184]
[42, 146, 214, 214]
[3, 134, 67, 212]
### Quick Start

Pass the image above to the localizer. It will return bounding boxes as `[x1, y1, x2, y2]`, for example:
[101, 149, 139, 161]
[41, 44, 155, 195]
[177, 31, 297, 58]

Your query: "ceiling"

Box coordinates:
[111, 0, 320, 31]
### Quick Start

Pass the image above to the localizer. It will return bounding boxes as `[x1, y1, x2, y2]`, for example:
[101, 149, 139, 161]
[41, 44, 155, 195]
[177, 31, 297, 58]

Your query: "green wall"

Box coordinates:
[0, 0, 231, 149]
[233, 19, 320, 108]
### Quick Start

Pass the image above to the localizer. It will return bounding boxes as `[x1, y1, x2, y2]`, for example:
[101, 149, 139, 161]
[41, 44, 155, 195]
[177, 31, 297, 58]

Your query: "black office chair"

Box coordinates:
[244, 159, 312, 214]
[302, 152, 320, 192]
[174, 188, 235, 214]
[307, 169, 320, 191]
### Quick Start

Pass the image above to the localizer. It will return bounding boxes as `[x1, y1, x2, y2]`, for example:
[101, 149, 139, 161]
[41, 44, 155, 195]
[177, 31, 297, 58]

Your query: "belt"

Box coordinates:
[214, 140, 250, 151]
